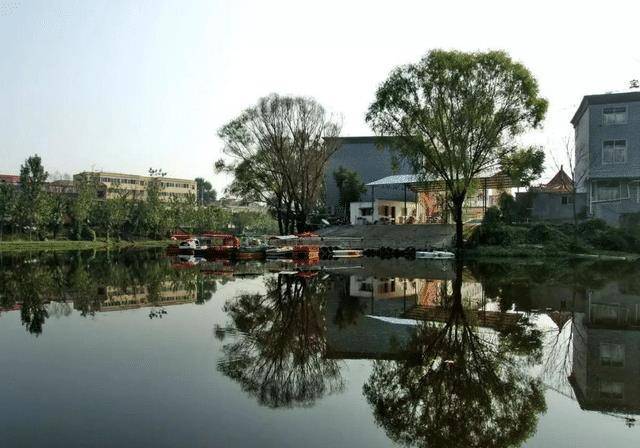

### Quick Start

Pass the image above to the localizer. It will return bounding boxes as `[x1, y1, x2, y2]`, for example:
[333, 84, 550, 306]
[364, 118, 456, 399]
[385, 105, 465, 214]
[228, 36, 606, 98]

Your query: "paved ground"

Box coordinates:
[318, 224, 455, 250]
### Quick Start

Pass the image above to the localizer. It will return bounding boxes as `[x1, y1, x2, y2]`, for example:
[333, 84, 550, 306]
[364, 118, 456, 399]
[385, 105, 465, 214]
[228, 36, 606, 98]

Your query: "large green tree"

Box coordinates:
[17, 155, 49, 237]
[0, 183, 16, 240]
[218, 94, 342, 234]
[366, 50, 547, 251]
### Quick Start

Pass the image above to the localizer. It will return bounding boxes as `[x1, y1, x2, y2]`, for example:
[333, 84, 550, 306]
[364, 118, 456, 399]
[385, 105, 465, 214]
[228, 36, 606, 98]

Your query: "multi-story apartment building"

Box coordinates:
[572, 91, 640, 225]
[73, 171, 196, 201]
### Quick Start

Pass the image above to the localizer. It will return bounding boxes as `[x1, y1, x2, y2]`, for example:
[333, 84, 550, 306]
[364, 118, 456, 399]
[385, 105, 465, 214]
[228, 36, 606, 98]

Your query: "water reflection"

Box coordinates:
[2, 251, 640, 445]
[0, 250, 210, 334]
[361, 260, 545, 448]
[216, 273, 345, 408]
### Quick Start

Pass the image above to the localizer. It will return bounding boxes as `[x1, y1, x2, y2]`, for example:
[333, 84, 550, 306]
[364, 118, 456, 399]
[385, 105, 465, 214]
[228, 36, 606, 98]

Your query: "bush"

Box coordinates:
[482, 207, 502, 226]
[467, 222, 527, 248]
[527, 223, 570, 249]
[82, 227, 96, 241]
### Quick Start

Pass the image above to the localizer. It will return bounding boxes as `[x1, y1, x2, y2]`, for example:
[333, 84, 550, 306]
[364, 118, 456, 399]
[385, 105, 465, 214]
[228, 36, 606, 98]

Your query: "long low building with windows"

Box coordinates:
[73, 171, 196, 201]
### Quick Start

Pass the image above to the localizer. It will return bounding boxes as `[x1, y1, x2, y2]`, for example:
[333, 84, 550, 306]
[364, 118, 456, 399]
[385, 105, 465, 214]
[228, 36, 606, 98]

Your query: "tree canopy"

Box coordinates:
[217, 94, 342, 234]
[366, 50, 548, 250]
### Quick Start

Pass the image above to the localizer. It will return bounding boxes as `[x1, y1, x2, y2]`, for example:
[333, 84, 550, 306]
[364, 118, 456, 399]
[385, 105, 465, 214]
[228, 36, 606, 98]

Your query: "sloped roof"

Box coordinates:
[542, 167, 573, 192]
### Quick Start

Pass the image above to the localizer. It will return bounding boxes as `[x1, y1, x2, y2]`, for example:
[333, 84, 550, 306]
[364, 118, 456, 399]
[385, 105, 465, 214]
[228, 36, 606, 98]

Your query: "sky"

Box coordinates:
[2, 0, 640, 193]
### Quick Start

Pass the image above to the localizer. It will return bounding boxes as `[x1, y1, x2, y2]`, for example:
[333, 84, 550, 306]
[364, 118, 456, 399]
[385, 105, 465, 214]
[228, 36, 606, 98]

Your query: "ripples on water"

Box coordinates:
[1, 249, 640, 447]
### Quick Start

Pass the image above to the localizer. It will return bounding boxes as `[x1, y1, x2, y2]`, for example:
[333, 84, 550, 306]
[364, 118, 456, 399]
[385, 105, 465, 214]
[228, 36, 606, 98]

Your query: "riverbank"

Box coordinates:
[465, 244, 640, 262]
[0, 239, 172, 253]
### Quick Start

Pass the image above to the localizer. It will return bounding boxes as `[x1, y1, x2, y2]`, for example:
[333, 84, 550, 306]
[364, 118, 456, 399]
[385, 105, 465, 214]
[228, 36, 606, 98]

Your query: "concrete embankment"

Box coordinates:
[318, 224, 455, 250]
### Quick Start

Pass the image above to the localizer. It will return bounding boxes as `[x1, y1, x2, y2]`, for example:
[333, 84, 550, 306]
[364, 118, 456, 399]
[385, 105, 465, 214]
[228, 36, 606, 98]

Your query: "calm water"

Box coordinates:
[1, 249, 640, 447]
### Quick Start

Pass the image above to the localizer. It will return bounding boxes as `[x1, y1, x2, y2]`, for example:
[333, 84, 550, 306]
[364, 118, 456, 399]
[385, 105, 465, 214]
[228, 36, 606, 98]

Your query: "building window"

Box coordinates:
[599, 381, 624, 399]
[603, 106, 627, 125]
[561, 196, 574, 205]
[360, 207, 373, 216]
[602, 140, 627, 164]
[600, 343, 625, 367]
[594, 181, 629, 202]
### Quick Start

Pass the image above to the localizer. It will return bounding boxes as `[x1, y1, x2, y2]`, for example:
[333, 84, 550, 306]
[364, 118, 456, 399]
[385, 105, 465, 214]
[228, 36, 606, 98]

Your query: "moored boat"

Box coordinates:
[415, 250, 455, 259]
[332, 249, 363, 258]
[266, 246, 294, 259]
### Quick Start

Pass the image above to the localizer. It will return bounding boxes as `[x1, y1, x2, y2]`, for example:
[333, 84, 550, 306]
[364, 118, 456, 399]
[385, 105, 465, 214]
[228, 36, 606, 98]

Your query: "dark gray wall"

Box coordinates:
[526, 192, 587, 222]
[324, 137, 415, 214]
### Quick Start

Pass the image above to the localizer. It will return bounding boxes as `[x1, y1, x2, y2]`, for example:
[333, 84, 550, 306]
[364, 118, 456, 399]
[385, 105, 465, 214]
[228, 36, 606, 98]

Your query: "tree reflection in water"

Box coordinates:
[362, 260, 546, 448]
[216, 273, 344, 408]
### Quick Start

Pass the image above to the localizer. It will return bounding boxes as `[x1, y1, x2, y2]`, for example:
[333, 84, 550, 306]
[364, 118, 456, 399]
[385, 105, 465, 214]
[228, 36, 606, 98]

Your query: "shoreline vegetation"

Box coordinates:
[0, 238, 172, 253]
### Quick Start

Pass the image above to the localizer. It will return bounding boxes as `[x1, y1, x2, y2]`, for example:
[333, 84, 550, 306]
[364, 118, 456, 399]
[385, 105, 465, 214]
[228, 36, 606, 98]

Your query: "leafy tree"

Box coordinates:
[195, 177, 216, 205]
[218, 94, 342, 234]
[366, 50, 547, 252]
[69, 173, 99, 240]
[500, 146, 545, 187]
[0, 183, 16, 240]
[333, 166, 366, 220]
[17, 155, 49, 237]
[45, 193, 67, 239]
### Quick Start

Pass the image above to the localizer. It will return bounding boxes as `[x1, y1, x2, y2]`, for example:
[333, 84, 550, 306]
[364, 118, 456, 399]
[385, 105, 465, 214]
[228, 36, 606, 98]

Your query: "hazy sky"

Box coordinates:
[2, 0, 640, 192]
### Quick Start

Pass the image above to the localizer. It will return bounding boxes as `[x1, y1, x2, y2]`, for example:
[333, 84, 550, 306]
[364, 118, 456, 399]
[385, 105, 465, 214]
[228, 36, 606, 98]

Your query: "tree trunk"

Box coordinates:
[452, 195, 465, 254]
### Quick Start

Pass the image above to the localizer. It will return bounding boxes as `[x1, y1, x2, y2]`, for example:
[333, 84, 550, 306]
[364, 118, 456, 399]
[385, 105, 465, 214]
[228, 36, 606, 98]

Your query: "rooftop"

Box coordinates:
[571, 91, 640, 125]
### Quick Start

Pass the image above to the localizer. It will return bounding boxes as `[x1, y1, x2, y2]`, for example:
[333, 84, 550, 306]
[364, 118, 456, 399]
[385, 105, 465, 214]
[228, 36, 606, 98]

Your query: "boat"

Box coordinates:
[174, 238, 208, 254]
[415, 250, 455, 259]
[332, 249, 363, 258]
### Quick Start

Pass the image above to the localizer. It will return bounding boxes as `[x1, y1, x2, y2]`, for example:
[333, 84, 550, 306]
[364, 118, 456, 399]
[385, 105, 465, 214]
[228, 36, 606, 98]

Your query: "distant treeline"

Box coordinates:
[0, 155, 277, 241]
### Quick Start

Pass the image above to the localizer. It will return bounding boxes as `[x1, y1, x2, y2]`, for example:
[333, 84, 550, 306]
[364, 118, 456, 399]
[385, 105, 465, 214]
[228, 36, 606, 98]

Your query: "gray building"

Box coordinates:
[522, 167, 588, 222]
[324, 136, 415, 215]
[572, 92, 640, 225]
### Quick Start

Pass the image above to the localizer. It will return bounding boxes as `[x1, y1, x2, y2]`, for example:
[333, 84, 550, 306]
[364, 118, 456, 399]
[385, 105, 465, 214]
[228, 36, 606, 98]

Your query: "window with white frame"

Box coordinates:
[602, 140, 627, 164]
[603, 106, 627, 125]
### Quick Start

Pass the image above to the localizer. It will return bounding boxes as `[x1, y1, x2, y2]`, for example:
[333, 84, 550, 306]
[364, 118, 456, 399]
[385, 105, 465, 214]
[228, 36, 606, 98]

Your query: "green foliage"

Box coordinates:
[366, 49, 547, 249]
[526, 223, 570, 249]
[482, 206, 502, 226]
[17, 155, 49, 234]
[195, 177, 216, 205]
[0, 183, 16, 239]
[499, 146, 545, 186]
[218, 94, 342, 233]
[333, 166, 366, 217]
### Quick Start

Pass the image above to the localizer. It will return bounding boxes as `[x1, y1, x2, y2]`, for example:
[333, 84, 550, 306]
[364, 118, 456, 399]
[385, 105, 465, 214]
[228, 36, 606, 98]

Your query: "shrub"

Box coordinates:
[482, 206, 502, 226]
[527, 223, 570, 249]
[467, 222, 527, 248]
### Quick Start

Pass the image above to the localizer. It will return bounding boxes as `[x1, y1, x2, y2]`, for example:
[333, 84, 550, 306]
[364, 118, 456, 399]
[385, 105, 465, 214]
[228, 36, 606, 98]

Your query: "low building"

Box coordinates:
[0, 174, 20, 187]
[351, 172, 513, 225]
[73, 171, 196, 201]
[520, 167, 588, 222]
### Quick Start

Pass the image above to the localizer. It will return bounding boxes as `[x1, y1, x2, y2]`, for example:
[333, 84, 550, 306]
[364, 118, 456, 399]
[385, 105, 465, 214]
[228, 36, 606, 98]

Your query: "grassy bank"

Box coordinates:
[465, 218, 640, 262]
[465, 244, 640, 261]
[0, 239, 172, 253]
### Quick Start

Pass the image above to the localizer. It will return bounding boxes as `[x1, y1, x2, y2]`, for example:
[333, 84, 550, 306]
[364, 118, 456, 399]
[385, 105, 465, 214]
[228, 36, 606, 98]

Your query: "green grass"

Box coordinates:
[0, 238, 172, 253]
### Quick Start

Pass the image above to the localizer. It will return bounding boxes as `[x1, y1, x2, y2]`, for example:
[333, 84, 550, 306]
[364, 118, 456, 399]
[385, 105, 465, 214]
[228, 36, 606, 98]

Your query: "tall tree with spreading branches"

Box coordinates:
[218, 94, 342, 234]
[366, 50, 548, 252]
